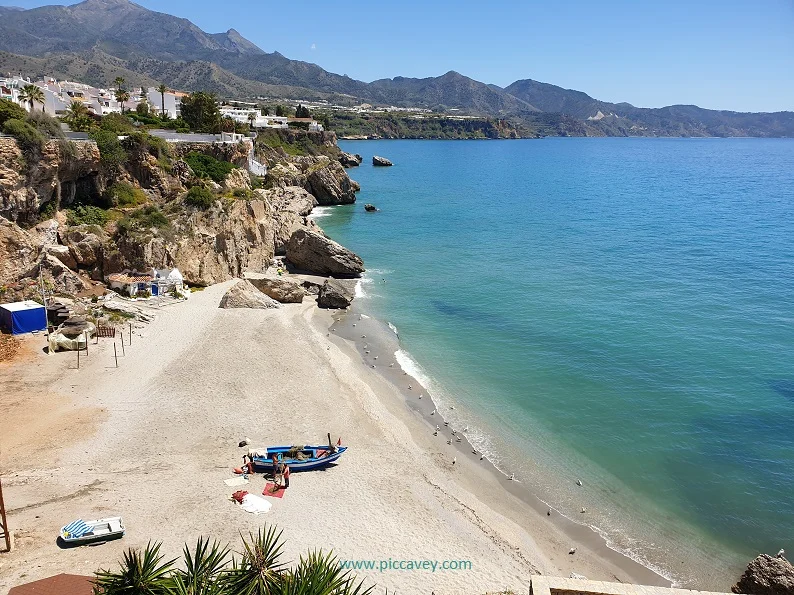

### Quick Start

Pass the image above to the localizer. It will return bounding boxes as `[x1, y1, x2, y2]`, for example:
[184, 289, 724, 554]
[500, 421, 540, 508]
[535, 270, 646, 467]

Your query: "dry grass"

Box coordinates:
[0, 333, 20, 362]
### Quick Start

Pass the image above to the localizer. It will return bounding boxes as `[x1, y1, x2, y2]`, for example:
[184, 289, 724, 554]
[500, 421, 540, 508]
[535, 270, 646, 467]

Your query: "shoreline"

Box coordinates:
[1, 282, 678, 593]
[325, 301, 672, 588]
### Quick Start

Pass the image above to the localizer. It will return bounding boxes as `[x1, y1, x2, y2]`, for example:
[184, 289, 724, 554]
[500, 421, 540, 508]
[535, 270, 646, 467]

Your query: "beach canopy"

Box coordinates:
[0, 300, 47, 335]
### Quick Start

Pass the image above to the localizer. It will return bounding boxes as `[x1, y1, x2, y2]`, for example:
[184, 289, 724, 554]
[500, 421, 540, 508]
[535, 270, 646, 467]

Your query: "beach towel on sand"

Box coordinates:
[240, 494, 272, 514]
[225, 477, 250, 487]
[263, 483, 286, 498]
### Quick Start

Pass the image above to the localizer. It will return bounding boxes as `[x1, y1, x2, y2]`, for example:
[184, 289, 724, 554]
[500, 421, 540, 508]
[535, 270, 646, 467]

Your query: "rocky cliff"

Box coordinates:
[0, 130, 362, 295]
[0, 138, 102, 225]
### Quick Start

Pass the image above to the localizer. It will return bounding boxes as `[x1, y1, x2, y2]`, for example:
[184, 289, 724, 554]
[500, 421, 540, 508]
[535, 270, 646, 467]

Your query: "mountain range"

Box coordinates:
[1, 0, 792, 137]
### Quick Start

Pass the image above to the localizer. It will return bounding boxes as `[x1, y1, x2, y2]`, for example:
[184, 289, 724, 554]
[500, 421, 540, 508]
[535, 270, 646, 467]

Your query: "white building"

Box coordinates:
[146, 87, 183, 119]
[219, 106, 289, 129]
[107, 268, 184, 298]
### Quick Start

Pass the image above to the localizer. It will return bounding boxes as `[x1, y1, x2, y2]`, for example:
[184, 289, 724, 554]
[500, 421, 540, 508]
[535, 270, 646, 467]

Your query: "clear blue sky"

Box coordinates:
[4, 0, 794, 112]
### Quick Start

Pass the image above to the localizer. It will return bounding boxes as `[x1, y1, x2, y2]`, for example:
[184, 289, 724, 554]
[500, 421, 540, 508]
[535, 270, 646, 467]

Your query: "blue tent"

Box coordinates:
[0, 300, 47, 335]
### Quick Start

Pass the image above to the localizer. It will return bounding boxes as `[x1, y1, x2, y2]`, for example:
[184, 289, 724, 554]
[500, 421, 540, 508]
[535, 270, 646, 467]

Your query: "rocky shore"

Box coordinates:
[0, 129, 365, 306]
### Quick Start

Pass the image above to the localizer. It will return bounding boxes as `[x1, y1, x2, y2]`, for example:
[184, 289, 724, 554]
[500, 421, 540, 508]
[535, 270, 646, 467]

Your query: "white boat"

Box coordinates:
[60, 517, 125, 545]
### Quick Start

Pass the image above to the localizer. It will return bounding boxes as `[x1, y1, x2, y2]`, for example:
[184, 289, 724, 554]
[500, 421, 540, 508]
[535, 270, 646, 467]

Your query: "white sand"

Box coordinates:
[0, 283, 659, 593]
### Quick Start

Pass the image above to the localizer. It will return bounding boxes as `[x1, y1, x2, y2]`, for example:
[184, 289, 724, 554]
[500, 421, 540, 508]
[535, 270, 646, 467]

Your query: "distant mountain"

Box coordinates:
[0, 0, 791, 137]
[505, 79, 794, 137]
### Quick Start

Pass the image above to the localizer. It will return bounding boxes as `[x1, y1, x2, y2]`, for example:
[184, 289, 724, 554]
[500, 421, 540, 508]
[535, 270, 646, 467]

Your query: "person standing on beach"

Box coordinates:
[271, 454, 281, 485]
[283, 465, 290, 489]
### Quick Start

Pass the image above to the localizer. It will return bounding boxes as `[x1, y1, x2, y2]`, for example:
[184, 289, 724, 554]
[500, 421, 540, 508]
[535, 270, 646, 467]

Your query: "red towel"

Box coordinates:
[231, 490, 248, 503]
[263, 483, 285, 498]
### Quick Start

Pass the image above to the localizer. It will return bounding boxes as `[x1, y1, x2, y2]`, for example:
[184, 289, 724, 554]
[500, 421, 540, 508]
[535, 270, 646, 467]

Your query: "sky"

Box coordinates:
[3, 0, 794, 112]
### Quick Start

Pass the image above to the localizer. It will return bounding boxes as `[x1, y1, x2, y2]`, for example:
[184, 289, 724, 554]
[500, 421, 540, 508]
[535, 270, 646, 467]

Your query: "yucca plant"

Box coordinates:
[93, 541, 176, 595]
[166, 537, 230, 595]
[280, 551, 373, 595]
[221, 526, 288, 595]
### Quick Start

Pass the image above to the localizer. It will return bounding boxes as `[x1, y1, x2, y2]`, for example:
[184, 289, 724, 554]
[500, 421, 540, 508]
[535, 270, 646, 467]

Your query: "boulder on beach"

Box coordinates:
[317, 279, 355, 309]
[372, 156, 393, 167]
[339, 152, 363, 168]
[219, 280, 281, 309]
[246, 275, 306, 304]
[733, 553, 794, 595]
[285, 229, 364, 277]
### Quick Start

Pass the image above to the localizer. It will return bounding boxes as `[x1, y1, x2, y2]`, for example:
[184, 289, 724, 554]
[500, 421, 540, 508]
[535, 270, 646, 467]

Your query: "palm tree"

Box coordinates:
[114, 77, 126, 91]
[67, 100, 89, 119]
[19, 84, 46, 112]
[157, 83, 168, 119]
[93, 541, 175, 595]
[169, 537, 230, 595]
[115, 89, 130, 114]
[66, 100, 91, 130]
[94, 526, 374, 595]
[222, 527, 286, 594]
[247, 111, 257, 129]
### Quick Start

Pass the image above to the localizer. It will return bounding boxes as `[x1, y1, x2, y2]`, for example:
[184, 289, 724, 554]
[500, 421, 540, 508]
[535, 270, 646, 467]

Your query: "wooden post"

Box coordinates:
[120, 332, 125, 356]
[114, 343, 118, 368]
[77, 344, 80, 369]
[129, 323, 132, 344]
[84, 331, 88, 356]
[0, 477, 10, 552]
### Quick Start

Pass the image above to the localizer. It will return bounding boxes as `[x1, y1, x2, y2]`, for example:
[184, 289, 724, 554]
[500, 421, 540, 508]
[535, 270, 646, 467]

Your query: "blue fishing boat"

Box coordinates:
[247, 439, 347, 472]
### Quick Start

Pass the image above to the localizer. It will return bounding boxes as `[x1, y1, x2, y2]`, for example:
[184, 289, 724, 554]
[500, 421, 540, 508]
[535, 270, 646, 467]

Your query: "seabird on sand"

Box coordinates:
[444, 421, 449, 426]
[463, 426, 469, 432]
[447, 439, 452, 445]
[431, 409, 436, 415]
[569, 548, 577, 555]
[576, 479, 583, 486]
[452, 457, 456, 465]
[581, 507, 587, 514]
[433, 430, 438, 436]
[508, 473, 515, 480]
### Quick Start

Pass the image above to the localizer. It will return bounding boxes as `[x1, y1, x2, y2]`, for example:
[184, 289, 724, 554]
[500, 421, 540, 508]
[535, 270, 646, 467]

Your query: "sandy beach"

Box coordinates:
[0, 282, 668, 593]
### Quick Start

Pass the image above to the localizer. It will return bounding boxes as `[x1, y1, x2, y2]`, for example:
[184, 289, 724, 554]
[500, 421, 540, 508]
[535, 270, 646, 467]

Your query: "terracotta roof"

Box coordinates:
[9, 574, 94, 595]
[107, 273, 153, 284]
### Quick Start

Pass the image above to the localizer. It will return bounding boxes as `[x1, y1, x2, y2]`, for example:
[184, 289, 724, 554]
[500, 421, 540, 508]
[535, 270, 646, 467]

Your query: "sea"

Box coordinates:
[316, 138, 794, 589]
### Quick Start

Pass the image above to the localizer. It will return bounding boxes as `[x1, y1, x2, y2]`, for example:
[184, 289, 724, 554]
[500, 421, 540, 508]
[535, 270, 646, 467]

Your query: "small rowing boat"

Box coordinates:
[248, 439, 347, 472]
[60, 517, 125, 545]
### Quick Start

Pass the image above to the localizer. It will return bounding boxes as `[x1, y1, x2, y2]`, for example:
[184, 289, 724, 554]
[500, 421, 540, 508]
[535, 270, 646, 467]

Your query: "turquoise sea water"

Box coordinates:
[321, 138, 794, 588]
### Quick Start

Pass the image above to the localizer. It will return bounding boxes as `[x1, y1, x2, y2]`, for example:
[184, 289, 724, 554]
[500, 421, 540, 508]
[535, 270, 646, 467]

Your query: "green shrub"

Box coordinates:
[39, 199, 58, 221]
[123, 131, 170, 162]
[184, 151, 235, 183]
[100, 113, 135, 134]
[26, 110, 65, 139]
[3, 118, 45, 154]
[90, 129, 127, 172]
[107, 182, 147, 207]
[184, 185, 214, 209]
[232, 187, 252, 200]
[162, 118, 189, 130]
[0, 98, 28, 127]
[116, 205, 170, 235]
[66, 205, 109, 226]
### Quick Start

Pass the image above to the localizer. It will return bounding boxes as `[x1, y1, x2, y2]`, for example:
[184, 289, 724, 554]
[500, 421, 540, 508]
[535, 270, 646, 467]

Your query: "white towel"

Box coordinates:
[224, 477, 250, 487]
[240, 494, 272, 514]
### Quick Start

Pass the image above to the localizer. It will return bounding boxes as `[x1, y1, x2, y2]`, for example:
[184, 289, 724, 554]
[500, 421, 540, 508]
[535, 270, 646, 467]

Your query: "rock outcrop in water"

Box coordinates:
[286, 229, 364, 277]
[734, 553, 794, 595]
[372, 155, 393, 167]
[339, 152, 363, 168]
